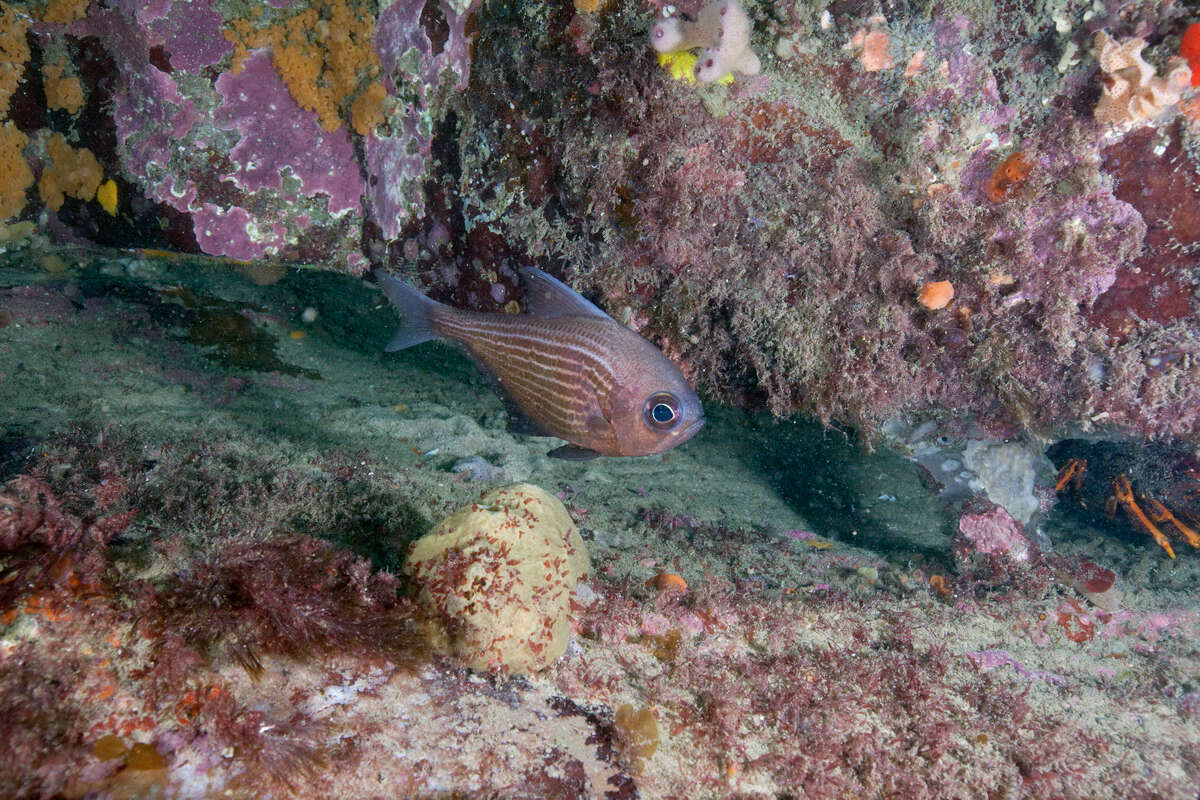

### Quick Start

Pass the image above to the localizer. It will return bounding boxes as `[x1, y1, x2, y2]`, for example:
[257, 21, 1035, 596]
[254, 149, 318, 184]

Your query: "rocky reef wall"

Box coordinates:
[2, 0, 1198, 444]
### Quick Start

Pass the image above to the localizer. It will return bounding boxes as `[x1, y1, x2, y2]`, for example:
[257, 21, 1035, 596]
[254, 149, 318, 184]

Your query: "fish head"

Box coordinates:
[608, 368, 706, 457]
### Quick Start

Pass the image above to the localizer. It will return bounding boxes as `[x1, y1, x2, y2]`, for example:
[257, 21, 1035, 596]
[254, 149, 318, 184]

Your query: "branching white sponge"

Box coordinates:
[1093, 30, 1191, 133]
[650, 0, 761, 83]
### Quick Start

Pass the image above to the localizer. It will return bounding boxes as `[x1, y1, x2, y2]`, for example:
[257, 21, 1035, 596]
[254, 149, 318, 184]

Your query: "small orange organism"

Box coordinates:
[917, 280, 954, 310]
[984, 152, 1033, 203]
[1108, 474, 1200, 558]
[1056, 598, 1095, 644]
[1053, 457, 1087, 492]
[1181, 23, 1200, 87]
[646, 572, 687, 593]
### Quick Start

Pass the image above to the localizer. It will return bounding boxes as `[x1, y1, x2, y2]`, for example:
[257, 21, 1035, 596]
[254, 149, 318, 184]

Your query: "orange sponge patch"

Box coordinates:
[41, 0, 90, 24]
[38, 132, 103, 212]
[984, 152, 1032, 203]
[43, 63, 84, 114]
[226, 0, 384, 133]
[1, 4, 31, 114]
[350, 80, 387, 136]
[0, 122, 33, 221]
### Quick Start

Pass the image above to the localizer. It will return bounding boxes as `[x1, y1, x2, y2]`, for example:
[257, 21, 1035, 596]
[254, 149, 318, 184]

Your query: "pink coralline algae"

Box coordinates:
[191, 203, 286, 263]
[23, 0, 480, 269]
[147, 1, 232, 71]
[365, 0, 480, 240]
[65, 8, 198, 211]
[215, 50, 363, 216]
[964, 649, 1067, 686]
[956, 503, 1032, 563]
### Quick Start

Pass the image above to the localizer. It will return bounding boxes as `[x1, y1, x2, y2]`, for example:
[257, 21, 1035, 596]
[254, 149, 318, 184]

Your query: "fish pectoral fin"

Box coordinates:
[548, 444, 602, 460]
[460, 349, 555, 438]
[548, 416, 612, 460]
[585, 413, 614, 437]
[505, 407, 546, 436]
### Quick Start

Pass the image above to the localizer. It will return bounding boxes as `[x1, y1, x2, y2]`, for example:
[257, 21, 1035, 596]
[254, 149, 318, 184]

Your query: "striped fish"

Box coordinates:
[375, 267, 705, 459]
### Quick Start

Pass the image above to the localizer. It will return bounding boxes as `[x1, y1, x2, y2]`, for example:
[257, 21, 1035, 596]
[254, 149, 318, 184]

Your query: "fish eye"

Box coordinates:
[652, 403, 675, 423]
[644, 392, 680, 430]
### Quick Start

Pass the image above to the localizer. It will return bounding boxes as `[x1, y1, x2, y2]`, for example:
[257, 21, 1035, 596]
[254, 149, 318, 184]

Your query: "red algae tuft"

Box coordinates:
[135, 534, 419, 682]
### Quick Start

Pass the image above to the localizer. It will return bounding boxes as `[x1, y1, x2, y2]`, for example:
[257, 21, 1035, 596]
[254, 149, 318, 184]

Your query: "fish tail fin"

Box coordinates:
[374, 269, 441, 351]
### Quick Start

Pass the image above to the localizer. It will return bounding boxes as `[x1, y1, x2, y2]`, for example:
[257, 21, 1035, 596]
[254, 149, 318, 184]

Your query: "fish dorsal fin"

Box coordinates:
[519, 267, 611, 320]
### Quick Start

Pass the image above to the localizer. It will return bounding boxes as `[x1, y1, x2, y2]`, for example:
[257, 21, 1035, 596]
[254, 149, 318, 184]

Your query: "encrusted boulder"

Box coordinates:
[403, 484, 591, 675]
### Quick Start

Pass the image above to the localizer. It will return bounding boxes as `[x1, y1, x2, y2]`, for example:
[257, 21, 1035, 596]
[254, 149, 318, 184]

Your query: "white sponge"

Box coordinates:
[649, 0, 761, 83]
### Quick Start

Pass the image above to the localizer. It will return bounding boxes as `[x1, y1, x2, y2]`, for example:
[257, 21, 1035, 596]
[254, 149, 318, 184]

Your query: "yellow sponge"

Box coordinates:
[403, 484, 591, 674]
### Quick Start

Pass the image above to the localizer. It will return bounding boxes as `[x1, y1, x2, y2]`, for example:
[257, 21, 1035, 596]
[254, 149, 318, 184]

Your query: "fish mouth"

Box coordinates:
[680, 416, 706, 439]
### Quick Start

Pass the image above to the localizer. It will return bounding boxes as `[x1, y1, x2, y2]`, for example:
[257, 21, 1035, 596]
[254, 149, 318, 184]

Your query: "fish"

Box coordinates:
[374, 267, 705, 459]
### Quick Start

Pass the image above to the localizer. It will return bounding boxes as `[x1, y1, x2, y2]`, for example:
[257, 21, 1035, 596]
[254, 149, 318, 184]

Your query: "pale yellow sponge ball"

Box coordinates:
[403, 484, 591, 675]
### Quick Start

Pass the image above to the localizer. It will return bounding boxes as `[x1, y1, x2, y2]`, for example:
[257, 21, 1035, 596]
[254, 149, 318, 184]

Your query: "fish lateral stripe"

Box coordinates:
[467, 332, 611, 439]
[437, 313, 622, 442]
[438, 313, 623, 393]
